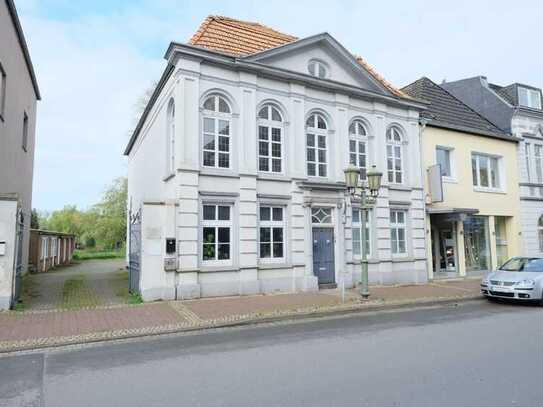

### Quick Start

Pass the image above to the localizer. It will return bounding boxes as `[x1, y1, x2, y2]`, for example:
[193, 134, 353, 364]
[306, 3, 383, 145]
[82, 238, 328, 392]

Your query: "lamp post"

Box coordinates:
[344, 164, 383, 298]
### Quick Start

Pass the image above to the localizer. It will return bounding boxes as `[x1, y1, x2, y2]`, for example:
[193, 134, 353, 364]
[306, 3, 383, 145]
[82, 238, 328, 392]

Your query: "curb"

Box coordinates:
[0, 295, 484, 355]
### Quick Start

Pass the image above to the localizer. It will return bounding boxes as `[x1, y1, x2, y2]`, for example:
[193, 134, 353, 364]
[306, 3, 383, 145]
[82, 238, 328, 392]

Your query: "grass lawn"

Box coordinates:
[73, 248, 125, 261]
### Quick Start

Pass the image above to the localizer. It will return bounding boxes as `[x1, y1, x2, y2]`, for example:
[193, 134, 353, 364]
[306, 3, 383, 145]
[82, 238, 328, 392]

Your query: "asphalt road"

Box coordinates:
[2, 300, 543, 407]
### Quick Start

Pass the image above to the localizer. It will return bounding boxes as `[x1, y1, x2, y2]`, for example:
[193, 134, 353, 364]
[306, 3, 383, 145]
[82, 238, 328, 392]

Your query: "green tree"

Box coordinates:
[30, 209, 40, 229]
[92, 177, 127, 250]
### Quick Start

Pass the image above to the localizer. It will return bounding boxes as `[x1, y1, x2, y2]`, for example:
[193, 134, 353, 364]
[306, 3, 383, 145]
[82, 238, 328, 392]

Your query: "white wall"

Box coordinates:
[129, 46, 426, 301]
[0, 198, 18, 309]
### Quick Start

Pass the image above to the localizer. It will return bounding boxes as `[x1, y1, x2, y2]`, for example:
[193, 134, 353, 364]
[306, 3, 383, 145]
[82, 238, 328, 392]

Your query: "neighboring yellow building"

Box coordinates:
[403, 78, 522, 279]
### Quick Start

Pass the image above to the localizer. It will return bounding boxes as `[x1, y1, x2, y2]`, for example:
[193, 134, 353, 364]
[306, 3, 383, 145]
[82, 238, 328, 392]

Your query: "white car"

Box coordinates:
[481, 257, 543, 304]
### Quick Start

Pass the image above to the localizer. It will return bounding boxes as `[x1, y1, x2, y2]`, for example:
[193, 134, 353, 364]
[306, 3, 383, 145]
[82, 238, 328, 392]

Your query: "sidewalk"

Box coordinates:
[0, 279, 482, 353]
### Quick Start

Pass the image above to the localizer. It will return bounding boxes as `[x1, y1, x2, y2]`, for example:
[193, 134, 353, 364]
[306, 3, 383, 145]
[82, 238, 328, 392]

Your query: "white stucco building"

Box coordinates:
[443, 77, 543, 257]
[125, 16, 427, 301]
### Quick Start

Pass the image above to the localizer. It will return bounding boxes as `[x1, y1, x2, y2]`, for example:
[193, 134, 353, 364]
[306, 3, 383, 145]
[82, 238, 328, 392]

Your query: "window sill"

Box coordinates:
[200, 167, 239, 178]
[258, 262, 290, 270]
[388, 184, 411, 191]
[162, 173, 175, 182]
[473, 187, 506, 194]
[257, 173, 291, 182]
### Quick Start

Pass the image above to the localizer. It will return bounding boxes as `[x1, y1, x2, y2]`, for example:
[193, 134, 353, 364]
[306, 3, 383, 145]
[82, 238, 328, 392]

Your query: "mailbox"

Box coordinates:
[0, 241, 5, 256]
[165, 238, 176, 254]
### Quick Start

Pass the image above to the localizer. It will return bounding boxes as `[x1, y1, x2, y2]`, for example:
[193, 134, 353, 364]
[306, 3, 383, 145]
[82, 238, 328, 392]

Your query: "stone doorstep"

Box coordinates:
[0, 293, 484, 354]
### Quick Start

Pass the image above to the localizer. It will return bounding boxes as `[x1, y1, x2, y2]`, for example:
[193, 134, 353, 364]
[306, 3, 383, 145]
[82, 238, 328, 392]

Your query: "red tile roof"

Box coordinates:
[189, 16, 407, 98]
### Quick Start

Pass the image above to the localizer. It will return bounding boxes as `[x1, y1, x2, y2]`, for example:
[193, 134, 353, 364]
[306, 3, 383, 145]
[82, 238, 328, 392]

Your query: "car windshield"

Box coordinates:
[500, 258, 543, 272]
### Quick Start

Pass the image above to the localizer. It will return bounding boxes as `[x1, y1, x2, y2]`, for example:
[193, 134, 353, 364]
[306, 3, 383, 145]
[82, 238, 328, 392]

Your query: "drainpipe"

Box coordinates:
[418, 118, 431, 282]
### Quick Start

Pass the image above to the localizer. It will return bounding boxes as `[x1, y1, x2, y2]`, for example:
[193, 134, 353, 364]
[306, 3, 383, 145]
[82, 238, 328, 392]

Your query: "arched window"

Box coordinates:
[202, 94, 231, 168]
[306, 113, 328, 177]
[257, 104, 283, 173]
[386, 126, 404, 184]
[349, 120, 368, 180]
[308, 60, 328, 79]
[166, 98, 175, 175]
[538, 215, 543, 252]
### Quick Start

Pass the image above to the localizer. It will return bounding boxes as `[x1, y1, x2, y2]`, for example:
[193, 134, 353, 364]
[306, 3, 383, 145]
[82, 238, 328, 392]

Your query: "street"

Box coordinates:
[1, 300, 543, 407]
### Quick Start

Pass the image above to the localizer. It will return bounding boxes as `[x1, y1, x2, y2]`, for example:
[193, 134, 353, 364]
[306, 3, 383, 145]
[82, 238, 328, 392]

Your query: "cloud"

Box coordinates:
[21, 6, 166, 211]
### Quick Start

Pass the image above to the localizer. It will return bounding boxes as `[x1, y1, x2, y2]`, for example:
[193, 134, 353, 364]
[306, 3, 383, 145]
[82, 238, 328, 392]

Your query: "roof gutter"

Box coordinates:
[5, 0, 41, 100]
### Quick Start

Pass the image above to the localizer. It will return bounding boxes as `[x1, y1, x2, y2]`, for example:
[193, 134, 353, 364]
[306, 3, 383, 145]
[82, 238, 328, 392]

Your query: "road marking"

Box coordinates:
[429, 283, 476, 292]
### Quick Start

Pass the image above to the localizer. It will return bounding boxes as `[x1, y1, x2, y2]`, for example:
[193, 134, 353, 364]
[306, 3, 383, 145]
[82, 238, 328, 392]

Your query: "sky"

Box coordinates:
[16, 0, 543, 211]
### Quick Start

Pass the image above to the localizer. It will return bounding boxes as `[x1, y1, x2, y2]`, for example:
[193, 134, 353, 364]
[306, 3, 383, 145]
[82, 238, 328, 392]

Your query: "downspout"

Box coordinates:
[418, 118, 430, 282]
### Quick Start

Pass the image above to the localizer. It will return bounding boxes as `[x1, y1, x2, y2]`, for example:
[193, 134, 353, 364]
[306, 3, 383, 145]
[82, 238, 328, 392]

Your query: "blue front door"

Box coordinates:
[312, 228, 335, 285]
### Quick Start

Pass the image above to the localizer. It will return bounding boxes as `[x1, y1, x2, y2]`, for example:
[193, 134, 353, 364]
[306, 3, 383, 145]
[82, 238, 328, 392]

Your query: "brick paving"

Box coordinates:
[20, 259, 129, 310]
[0, 279, 483, 353]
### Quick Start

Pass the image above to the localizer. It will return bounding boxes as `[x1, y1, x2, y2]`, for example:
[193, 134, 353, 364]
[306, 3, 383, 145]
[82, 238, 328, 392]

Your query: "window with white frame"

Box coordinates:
[311, 207, 332, 224]
[436, 146, 453, 177]
[352, 208, 371, 256]
[308, 60, 328, 79]
[166, 98, 175, 175]
[386, 126, 403, 184]
[202, 204, 232, 263]
[306, 113, 328, 177]
[390, 210, 407, 254]
[52, 238, 57, 258]
[534, 145, 543, 183]
[471, 153, 501, 189]
[349, 120, 368, 180]
[0, 62, 5, 120]
[518, 87, 542, 110]
[258, 104, 283, 173]
[539, 215, 543, 252]
[202, 94, 231, 169]
[525, 142, 532, 181]
[259, 206, 284, 260]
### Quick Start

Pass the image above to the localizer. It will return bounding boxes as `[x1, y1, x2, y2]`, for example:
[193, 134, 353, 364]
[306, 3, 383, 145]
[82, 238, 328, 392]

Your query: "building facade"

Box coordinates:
[0, 0, 40, 309]
[403, 78, 522, 280]
[125, 17, 428, 301]
[442, 77, 543, 257]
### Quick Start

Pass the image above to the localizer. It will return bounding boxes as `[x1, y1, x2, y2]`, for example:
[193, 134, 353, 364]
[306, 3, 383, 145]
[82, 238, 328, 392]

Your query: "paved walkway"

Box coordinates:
[0, 279, 483, 352]
[20, 259, 130, 310]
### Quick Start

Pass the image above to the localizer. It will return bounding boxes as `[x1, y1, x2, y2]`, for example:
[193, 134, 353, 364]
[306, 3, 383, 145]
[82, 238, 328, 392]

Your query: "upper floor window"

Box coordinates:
[22, 112, 28, 152]
[349, 120, 368, 180]
[436, 146, 453, 178]
[534, 145, 543, 183]
[166, 98, 175, 175]
[306, 113, 328, 177]
[308, 60, 328, 79]
[0, 62, 5, 120]
[519, 87, 542, 109]
[258, 104, 283, 173]
[386, 126, 403, 184]
[471, 153, 500, 189]
[202, 94, 231, 169]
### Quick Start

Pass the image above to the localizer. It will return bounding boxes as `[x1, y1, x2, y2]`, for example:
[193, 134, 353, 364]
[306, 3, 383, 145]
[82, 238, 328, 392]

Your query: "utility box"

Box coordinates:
[0, 241, 5, 256]
[164, 257, 177, 272]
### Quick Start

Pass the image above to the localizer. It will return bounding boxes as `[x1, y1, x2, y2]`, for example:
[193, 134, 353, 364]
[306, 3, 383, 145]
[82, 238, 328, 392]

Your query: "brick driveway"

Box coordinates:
[20, 259, 130, 310]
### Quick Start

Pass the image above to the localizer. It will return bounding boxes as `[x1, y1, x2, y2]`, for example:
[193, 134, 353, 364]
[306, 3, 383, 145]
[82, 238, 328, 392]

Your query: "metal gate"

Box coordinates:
[128, 208, 142, 294]
[11, 209, 24, 307]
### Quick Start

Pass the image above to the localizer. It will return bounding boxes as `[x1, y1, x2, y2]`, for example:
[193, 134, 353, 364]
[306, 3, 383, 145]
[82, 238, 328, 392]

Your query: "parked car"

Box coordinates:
[481, 257, 543, 304]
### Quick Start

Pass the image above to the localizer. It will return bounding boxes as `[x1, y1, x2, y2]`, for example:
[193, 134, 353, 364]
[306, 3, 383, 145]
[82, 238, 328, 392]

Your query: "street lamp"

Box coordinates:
[344, 164, 383, 298]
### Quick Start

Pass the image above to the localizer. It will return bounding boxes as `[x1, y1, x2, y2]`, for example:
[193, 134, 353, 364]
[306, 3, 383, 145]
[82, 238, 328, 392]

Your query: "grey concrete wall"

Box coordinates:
[0, 1, 39, 278]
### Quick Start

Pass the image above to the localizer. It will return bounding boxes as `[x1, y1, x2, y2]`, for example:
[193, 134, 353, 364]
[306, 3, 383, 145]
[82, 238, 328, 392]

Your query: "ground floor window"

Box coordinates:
[464, 215, 490, 271]
[390, 210, 407, 254]
[352, 208, 371, 256]
[259, 206, 284, 260]
[202, 204, 232, 262]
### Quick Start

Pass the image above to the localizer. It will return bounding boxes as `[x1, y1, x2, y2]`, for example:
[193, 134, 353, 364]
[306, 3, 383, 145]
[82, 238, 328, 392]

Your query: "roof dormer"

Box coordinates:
[518, 86, 542, 110]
